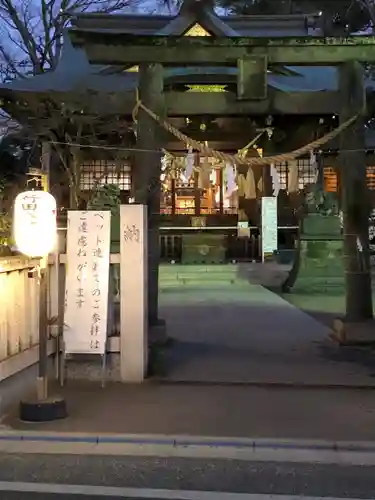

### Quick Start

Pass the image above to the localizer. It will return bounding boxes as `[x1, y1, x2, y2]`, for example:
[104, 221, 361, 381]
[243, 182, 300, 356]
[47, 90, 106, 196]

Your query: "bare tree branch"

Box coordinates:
[0, 0, 142, 80]
[357, 0, 375, 28]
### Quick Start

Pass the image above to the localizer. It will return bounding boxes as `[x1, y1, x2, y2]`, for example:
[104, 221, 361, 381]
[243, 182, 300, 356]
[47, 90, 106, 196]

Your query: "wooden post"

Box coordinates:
[260, 144, 274, 197]
[339, 61, 373, 321]
[38, 141, 51, 399]
[41, 142, 51, 192]
[207, 185, 213, 213]
[120, 205, 148, 381]
[194, 153, 201, 215]
[219, 168, 224, 215]
[134, 63, 165, 328]
[36, 262, 48, 400]
[171, 178, 176, 215]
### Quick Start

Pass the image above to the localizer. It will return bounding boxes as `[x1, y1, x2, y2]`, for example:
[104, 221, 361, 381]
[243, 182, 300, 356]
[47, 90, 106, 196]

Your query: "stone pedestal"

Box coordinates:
[286, 214, 345, 294]
[331, 318, 375, 346]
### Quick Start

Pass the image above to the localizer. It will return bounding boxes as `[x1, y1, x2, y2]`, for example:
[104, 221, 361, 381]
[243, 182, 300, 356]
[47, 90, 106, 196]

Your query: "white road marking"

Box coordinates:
[0, 482, 369, 500]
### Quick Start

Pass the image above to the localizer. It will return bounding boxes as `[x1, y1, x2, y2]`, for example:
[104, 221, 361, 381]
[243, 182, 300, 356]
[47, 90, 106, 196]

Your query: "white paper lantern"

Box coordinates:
[13, 190, 57, 257]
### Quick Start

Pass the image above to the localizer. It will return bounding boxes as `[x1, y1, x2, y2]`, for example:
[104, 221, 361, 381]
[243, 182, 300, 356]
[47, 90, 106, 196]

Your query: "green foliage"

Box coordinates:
[217, 0, 371, 32]
[0, 212, 12, 247]
[305, 184, 339, 216]
[0, 180, 12, 248]
[87, 184, 121, 215]
[87, 183, 122, 296]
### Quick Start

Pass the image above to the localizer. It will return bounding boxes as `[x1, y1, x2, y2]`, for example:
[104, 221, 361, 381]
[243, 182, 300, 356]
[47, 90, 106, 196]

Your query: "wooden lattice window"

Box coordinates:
[275, 161, 288, 190]
[80, 160, 131, 192]
[298, 158, 316, 189]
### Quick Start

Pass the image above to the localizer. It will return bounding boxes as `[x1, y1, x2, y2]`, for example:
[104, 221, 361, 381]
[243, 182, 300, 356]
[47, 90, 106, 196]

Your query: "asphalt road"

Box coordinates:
[1, 453, 375, 499]
[0, 495, 146, 500]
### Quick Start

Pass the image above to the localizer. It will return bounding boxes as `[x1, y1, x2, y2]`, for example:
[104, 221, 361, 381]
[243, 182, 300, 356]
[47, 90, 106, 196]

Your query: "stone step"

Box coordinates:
[159, 264, 250, 286]
[159, 264, 240, 275]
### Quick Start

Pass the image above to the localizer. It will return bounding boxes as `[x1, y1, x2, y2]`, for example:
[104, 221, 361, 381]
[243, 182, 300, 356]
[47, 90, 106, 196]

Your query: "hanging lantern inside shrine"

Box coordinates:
[13, 190, 57, 257]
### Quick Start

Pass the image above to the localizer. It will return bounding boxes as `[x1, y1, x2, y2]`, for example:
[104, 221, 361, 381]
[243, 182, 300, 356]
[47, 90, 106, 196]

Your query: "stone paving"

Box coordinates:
[158, 264, 375, 386]
[4, 381, 375, 441]
[4, 263, 375, 438]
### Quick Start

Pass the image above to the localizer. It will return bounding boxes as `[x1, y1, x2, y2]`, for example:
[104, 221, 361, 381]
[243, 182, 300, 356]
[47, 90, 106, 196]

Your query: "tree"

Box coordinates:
[0, 0, 141, 79]
[0, 0, 144, 212]
[7, 90, 136, 207]
[218, 0, 372, 33]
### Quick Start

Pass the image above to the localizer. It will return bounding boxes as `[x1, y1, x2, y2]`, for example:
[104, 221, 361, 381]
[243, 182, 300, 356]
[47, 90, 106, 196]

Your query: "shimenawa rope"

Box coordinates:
[132, 89, 358, 168]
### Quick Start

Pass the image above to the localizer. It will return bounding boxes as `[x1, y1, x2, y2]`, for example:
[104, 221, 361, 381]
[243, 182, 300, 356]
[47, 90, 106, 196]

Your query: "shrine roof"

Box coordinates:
[0, 36, 137, 94]
[69, 11, 322, 37]
[0, 7, 369, 109]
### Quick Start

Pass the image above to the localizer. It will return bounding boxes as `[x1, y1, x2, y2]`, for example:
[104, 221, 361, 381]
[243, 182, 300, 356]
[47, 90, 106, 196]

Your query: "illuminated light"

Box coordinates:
[184, 23, 211, 37]
[210, 169, 216, 184]
[125, 65, 139, 72]
[13, 190, 57, 258]
[187, 85, 226, 93]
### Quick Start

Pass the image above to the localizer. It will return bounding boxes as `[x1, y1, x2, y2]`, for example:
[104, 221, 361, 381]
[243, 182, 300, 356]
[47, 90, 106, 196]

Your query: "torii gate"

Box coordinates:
[69, 26, 375, 325]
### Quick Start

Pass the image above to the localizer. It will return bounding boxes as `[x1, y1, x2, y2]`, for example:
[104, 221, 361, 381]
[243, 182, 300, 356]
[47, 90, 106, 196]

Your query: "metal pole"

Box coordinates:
[36, 258, 49, 401]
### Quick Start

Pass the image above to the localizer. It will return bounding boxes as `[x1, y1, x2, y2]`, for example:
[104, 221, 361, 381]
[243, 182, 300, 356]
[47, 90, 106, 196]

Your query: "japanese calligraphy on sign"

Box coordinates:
[123, 224, 140, 244]
[64, 211, 111, 355]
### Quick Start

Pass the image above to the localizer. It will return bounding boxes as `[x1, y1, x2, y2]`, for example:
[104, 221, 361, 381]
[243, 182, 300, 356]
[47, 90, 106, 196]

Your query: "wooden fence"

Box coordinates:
[0, 257, 41, 362]
[0, 254, 123, 386]
[0, 256, 61, 384]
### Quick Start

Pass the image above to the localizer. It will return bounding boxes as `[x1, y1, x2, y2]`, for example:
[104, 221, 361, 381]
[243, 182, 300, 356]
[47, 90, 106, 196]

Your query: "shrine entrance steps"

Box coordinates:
[158, 262, 290, 290]
[158, 266, 375, 387]
[159, 264, 248, 289]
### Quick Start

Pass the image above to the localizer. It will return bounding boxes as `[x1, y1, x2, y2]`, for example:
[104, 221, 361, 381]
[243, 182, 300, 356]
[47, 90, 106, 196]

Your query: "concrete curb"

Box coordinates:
[1, 432, 375, 464]
[0, 430, 373, 452]
[155, 379, 375, 390]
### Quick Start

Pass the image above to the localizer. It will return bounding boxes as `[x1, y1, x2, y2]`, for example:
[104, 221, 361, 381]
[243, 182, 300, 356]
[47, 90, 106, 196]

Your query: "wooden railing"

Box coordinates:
[159, 227, 298, 263]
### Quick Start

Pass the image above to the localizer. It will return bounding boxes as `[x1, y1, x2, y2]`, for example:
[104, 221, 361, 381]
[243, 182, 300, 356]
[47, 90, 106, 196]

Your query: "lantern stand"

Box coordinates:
[14, 183, 67, 422]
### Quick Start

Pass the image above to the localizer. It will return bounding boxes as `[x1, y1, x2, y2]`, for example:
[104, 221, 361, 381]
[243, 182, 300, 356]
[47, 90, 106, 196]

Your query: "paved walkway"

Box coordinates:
[159, 265, 375, 386]
[4, 264, 375, 441]
[4, 382, 375, 441]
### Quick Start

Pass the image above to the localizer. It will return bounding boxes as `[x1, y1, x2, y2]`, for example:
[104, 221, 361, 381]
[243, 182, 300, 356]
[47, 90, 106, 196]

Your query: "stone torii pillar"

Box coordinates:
[338, 61, 373, 325]
[133, 63, 167, 343]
